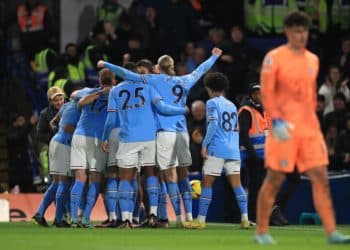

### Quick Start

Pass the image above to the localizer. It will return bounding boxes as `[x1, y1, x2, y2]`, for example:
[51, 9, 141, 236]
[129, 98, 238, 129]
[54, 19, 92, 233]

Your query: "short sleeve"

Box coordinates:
[206, 101, 218, 123]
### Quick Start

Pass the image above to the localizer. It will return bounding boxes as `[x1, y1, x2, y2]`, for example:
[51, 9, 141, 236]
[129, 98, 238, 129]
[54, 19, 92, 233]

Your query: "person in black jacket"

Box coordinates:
[238, 83, 267, 222]
[36, 87, 65, 178]
[6, 113, 37, 192]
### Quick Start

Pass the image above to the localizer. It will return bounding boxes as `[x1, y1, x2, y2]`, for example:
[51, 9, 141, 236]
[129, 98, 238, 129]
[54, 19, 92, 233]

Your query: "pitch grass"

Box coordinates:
[1, 223, 350, 250]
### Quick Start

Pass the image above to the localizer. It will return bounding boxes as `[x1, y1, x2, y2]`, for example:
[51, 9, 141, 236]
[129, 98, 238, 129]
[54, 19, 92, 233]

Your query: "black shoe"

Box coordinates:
[55, 220, 71, 228]
[157, 219, 170, 228]
[147, 214, 158, 228]
[117, 220, 137, 229]
[31, 213, 49, 227]
[117, 220, 131, 229]
[270, 206, 288, 226]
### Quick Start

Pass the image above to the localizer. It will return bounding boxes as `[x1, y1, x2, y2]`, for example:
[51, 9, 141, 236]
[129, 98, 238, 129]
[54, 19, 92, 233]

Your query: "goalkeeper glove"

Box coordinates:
[272, 119, 294, 141]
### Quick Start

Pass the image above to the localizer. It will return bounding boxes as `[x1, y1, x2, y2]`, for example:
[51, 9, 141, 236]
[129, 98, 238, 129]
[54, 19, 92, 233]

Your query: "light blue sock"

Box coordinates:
[70, 181, 85, 223]
[146, 176, 159, 216]
[83, 182, 100, 221]
[197, 187, 212, 223]
[64, 182, 72, 217]
[167, 182, 181, 217]
[105, 178, 118, 220]
[233, 186, 248, 219]
[79, 183, 89, 212]
[179, 178, 192, 220]
[118, 180, 133, 222]
[158, 181, 168, 220]
[37, 182, 58, 216]
[131, 178, 140, 221]
[55, 181, 70, 222]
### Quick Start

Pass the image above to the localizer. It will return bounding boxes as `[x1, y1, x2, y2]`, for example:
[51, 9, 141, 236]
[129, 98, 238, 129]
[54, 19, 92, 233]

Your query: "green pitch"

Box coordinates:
[1, 223, 350, 250]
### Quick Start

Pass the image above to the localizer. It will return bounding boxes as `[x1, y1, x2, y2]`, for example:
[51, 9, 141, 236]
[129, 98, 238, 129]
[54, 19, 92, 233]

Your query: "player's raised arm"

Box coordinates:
[179, 47, 222, 91]
[98, 60, 144, 82]
[150, 86, 186, 115]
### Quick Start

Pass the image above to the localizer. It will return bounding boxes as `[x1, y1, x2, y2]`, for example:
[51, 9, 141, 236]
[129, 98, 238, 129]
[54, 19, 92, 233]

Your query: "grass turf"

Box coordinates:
[1, 223, 350, 250]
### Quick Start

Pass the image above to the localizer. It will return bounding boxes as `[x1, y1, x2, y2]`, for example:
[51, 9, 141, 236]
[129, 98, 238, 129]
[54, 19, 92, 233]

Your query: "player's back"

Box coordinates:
[206, 96, 240, 160]
[75, 87, 108, 140]
[112, 81, 157, 142]
[144, 74, 189, 132]
[261, 45, 320, 136]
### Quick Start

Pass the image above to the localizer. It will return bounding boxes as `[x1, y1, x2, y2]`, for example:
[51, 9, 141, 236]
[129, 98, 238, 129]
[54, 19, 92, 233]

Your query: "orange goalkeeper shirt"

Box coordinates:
[260, 45, 320, 137]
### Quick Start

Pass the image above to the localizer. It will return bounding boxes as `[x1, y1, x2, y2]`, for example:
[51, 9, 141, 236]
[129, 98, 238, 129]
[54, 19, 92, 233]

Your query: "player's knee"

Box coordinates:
[176, 167, 188, 180]
[163, 168, 177, 182]
[307, 166, 328, 184]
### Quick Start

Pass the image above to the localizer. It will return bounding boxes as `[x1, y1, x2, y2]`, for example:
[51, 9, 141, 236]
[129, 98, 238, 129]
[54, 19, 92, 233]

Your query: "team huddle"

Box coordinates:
[31, 47, 250, 230]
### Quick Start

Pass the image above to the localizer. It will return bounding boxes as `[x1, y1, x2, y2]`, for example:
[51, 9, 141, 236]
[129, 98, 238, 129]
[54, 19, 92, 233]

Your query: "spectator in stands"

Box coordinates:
[331, 36, 350, 78]
[317, 94, 326, 133]
[325, 124, 339, 171]
[97, 0, 125, 28]
[47, 55, 73, 97]
[32, 47, 57, 92]
[104, 20, 127, 65]
[155, 0, 202, 59]
[198, 27, 226, 55]
[6, 113, 38, 193]
[185, 47, 206, 72]
[187, 100, 206, 137]
[64, 43, 86, 85]
[36, 87, 65, 179]
[83, 22, 109, 86]
[16, 0, 54, 60]
[324, 93, 349, 132]
[318, 65, 350, 115]
[187, 100, 206, 173]
[219, 25, 260, 99]
[336, 114, 350, 170]
[123, 34, 147, 63]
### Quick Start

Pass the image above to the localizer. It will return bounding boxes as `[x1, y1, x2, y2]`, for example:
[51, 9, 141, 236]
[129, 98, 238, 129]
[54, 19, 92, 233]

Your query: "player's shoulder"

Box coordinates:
[304, 49, 319, 63]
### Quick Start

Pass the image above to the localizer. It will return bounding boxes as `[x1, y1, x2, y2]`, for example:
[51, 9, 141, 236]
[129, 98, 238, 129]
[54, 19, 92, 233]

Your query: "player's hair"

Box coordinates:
[136, 59, 153, 72]
[283, 11, 311, 29]
[123, 62, 138, 72]
[204, 72, 229, 92]
[99, 68, 115, 86]
[158, 55, 175, 75]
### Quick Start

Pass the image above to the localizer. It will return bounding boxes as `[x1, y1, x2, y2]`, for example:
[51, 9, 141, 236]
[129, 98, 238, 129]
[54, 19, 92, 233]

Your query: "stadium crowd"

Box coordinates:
[1, 0, 350, 226]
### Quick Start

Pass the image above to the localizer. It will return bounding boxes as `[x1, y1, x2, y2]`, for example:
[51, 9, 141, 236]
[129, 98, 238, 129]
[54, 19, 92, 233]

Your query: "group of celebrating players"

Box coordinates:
[30, 11, 350, 245]
[31, 46, 250, 231]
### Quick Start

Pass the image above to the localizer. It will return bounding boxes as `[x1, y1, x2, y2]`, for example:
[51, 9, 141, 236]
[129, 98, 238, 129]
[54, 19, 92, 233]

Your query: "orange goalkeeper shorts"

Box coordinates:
[265, 130, 329, 173]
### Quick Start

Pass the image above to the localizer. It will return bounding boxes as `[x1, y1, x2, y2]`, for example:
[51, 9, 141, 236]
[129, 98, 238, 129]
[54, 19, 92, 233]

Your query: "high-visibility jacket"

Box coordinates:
[332, 0, 350, 30]
[261, 0, 298, 34]
[53, 79, 68, 96]
[67, 61, 86, 84]
[244, 0, 263, 33]
[97, 2, 123, 27]
[34, 48, 56, 88]
[83, 45, 108, 86]
[239, 105, 269, 160]
[17, 4, 47, 32]
[302, 0, 328, 33]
